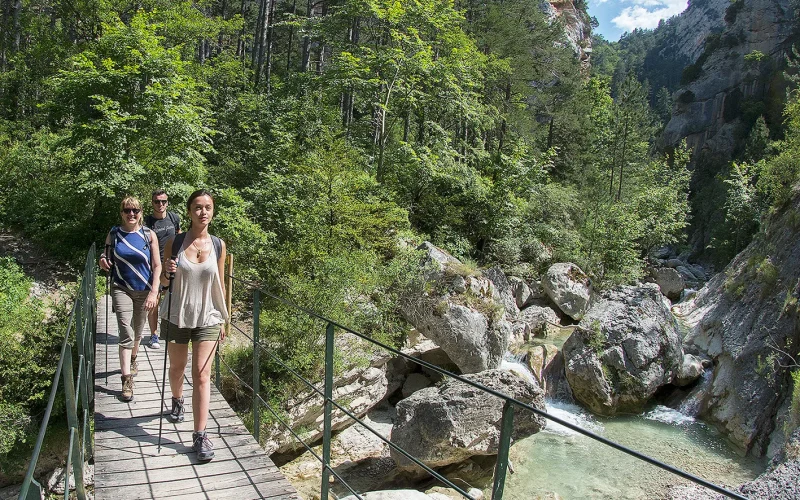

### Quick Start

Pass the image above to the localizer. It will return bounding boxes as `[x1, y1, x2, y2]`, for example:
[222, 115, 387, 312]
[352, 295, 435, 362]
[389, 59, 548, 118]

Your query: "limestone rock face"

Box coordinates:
[390, 370, 546, 468]
[542, 262, 592, 320]
[400, 242, 511, 374]
[562, 284, 685, 416]
[661, 0, 795, 164]
[671, 189, 800, 455]
[540, 0, 593, 66]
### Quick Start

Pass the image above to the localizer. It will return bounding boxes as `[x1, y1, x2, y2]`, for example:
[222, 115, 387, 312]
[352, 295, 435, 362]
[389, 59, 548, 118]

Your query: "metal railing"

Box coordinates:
[18, 244, 97, 500]
[218, 275, 749, 500]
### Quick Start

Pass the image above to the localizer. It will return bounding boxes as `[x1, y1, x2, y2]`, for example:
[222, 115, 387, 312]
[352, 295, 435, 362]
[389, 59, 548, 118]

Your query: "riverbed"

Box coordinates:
[494, 400, 767, 499]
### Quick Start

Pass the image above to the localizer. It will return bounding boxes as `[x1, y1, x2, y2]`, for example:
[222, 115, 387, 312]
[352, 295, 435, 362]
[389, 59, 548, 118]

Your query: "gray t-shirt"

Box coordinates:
[145, 212, 181, 260]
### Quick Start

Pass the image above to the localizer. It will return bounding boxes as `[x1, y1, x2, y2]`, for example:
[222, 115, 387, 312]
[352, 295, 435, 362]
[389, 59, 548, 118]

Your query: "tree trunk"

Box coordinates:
[264, 0, 277, 93]
[300, 0, 313, 72]
[237, 0, 247, 58]
[286, 0, 296, 72]
[254, 0, 269, 86]
[616, 117, 629, 201]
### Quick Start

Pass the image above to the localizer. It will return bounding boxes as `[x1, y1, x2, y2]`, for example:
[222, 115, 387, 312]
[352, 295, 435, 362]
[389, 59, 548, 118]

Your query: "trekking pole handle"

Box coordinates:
[166, 255, 177, 280]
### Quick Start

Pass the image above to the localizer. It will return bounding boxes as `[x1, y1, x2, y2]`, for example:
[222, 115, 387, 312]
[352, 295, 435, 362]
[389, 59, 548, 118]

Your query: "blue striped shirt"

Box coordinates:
[111, 227, 153, 291]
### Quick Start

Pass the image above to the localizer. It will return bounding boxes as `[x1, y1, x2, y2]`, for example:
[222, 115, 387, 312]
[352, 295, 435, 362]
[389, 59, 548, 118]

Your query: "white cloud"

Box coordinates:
[612, 0, 687, 32]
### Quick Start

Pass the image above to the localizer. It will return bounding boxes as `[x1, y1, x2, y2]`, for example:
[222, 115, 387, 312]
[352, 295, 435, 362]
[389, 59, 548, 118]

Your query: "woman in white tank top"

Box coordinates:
[160, 189, 229, 462]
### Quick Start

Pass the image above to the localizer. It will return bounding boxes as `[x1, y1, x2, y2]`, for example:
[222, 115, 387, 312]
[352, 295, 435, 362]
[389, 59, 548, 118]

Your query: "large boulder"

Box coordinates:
[561, 284, 688, 416]
[650, 267, 685, 301]
[542, 263, 592, 320]
[484, 266, 520, 319]
[400, 243, 511, 374]
[390, 370, 546, 468]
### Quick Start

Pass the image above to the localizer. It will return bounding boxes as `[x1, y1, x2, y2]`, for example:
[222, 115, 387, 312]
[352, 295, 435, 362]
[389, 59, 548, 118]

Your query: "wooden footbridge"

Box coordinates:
[93, 300, 299, 499]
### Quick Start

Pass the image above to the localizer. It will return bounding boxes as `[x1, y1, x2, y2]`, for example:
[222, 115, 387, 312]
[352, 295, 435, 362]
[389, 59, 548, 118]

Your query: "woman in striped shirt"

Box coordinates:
[99, 196, 162, 401]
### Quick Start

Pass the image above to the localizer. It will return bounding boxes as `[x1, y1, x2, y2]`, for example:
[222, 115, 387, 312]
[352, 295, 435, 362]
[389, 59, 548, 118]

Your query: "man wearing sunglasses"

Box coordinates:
[144, 190, 181, 349]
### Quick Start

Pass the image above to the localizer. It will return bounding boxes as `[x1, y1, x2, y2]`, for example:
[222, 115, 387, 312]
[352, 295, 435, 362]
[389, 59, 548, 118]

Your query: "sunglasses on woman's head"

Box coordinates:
[122, 208, 141, 215]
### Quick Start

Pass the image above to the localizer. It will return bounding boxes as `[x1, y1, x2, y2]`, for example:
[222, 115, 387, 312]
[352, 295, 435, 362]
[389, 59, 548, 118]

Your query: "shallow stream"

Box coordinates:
[492, 400, 767, 499]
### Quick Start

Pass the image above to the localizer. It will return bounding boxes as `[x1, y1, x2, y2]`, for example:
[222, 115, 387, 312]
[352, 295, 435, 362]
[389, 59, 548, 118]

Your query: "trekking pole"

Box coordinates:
[158, 256, 176, 454]
[104, 244, 112, 385]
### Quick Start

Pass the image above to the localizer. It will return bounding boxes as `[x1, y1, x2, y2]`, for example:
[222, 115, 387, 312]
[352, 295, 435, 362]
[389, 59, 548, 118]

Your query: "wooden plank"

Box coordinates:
[95, 299, 299, 500]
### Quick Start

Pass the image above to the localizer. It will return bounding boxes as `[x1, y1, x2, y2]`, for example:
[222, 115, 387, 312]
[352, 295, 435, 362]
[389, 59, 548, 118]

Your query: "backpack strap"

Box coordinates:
[140, 226, 152, 251]
[169, 233, 222, 260]
[171, 232, 187, 259]
[168, 211, 181, 232]
[211, 235, 222, 260]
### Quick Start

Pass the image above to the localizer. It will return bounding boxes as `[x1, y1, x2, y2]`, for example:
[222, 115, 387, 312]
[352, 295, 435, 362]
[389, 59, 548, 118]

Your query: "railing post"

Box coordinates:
[252, 289, 261, 443]
[62, 345, 86, 500]
[320, 322, 335, 500]
[491, 400, 515, 500]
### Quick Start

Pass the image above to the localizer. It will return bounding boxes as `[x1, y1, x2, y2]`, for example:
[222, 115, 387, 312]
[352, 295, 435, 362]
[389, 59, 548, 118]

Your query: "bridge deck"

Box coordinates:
[95, 298, 299, 499]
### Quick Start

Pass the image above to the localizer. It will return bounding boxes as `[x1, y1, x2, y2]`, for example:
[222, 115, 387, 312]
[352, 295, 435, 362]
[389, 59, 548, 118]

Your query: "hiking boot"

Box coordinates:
[149, 334, 160, 349]
[168, 396, 185, 423]
[192, 431, 215, 461]
[130, 355, 138, 377]
[121, 375, 134, 401]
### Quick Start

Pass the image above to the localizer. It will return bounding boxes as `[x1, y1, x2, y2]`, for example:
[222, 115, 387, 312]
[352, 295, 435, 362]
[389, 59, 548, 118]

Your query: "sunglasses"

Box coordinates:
[153, 200, 168, 205]
[122, 208, 141, 215]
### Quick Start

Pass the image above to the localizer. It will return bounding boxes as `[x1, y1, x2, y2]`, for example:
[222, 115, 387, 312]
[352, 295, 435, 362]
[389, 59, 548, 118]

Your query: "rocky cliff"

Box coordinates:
[661, 0, 796, 158]
[542, 0, 593, 65]
[673, 186, 800, 456]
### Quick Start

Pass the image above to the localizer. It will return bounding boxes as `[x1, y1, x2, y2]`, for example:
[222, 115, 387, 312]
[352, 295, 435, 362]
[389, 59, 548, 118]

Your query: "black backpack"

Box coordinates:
[170, 232, 222, 260]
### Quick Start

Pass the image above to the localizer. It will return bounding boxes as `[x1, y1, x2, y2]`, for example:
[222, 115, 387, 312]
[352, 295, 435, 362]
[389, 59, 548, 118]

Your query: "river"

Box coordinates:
[494, 357, 767, 499]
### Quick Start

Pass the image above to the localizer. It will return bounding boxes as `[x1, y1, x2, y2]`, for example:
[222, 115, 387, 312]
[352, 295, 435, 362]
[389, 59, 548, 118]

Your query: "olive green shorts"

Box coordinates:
[160, 320, 221, 345]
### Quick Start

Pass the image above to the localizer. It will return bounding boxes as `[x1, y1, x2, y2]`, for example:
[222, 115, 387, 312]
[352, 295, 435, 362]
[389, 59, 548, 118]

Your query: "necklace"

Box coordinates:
[191, 238, 208, 259]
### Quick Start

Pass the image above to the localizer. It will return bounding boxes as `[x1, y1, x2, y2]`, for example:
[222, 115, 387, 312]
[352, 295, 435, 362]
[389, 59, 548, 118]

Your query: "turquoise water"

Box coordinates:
[495, 401, 767, 499]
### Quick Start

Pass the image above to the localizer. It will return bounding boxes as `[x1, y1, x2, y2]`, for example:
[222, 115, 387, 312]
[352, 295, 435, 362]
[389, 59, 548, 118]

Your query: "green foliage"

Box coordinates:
[790, 369, 800, 432]
[0, 257, 70, 465]
[745, 50, 767, 63]
[586, 320, 605, 353]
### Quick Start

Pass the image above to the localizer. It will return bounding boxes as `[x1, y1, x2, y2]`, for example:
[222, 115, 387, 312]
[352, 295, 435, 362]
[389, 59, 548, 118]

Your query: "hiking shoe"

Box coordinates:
[130, 355, 138, 377]
[192, 431, 215, 461]
[168, 396, 185, 423]
[149, 334, 161, 349]
[121, 375, 134, 401]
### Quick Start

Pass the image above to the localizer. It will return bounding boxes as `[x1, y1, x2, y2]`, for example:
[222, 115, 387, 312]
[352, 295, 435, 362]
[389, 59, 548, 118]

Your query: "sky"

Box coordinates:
[588, 0, 689, 41]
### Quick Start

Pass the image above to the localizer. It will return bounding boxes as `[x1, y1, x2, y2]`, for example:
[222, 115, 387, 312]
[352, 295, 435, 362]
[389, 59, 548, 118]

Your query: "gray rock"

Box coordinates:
[47, 463, 93, 494]
[508, 276, 534, 309]
[391, 370, 546, 468]
[264, 362, 390, 454]
[651, 267, 685, 300]
[517, 304, 560, 339]
[484, 266, 520, 319]
[672, 188, 800, 454]
[666, 258, 684, 269]
[675, 353, 705, 387]
[676, 265, 704, 283]
[542, 263, 592, 320]
[402, 373, 432, 398]
[661, 0, 794, 170]
[400, 243, 511, 374]
[562, 284, 684, 415]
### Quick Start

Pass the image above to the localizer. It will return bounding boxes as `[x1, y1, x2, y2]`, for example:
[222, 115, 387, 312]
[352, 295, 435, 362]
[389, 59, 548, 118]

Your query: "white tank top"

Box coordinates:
[160, 243, 229, 328]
